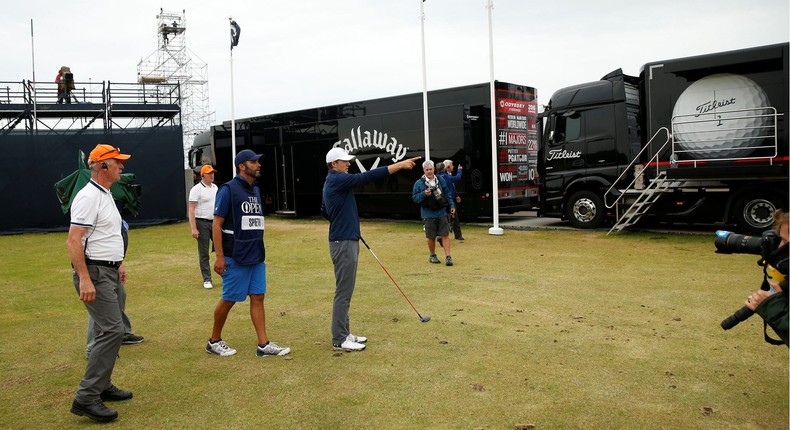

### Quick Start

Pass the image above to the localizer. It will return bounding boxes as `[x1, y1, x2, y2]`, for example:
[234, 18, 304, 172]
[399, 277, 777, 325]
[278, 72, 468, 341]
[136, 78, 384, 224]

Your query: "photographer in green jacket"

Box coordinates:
[744, 210, 789, 346]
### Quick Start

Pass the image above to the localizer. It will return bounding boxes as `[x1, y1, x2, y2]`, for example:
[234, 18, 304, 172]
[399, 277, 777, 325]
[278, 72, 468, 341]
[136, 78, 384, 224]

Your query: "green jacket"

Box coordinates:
[755, 291, 788, 347]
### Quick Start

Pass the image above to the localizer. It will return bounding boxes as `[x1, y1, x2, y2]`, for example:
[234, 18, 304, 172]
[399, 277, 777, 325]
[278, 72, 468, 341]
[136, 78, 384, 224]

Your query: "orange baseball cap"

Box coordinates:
[87, 144, 131, 165]
[200, 165, 217, 175]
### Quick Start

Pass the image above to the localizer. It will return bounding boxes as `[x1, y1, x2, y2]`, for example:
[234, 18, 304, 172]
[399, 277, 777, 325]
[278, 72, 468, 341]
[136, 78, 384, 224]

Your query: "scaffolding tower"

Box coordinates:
[137, 9, 213, 163]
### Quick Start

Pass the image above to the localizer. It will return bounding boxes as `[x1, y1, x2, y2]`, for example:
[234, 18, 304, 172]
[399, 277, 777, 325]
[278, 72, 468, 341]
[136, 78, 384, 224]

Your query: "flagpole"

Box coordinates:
[419, 0, 430, 161]
[229, 17, 237, 174]
[30, 19, 37, 129]
[487, 0, 503, 236]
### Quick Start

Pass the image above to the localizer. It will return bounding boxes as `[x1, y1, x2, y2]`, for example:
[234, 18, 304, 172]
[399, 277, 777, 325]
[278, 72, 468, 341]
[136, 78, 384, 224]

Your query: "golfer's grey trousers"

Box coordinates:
[73, 265, 124, 403]
[329, 240, 359, 345]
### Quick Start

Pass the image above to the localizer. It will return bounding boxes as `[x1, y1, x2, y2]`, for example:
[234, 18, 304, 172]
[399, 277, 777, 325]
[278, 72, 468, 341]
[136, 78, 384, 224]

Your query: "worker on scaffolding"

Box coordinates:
[56, 66, 75, 104]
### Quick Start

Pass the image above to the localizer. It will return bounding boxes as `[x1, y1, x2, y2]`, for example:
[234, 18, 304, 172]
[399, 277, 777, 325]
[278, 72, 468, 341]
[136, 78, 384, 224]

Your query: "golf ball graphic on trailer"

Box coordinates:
[672, 73, 771, 159]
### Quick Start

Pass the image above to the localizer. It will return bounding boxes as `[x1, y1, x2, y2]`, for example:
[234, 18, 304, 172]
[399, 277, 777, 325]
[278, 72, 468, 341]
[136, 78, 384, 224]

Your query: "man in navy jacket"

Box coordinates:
[321, 147, 419, 352]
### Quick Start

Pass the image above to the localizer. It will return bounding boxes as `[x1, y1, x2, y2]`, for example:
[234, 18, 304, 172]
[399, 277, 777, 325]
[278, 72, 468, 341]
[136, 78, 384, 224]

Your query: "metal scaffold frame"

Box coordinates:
[0, 79, 180, 135]
[137, 9, 213, 163]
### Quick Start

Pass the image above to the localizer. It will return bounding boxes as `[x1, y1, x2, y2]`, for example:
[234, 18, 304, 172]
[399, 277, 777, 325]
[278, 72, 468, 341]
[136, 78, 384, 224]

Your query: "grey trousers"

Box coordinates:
[329, 240, 359, 345]
[86, 283, 131, 357]
[73, 265, 124, 403]
[196, 218, 214, 282]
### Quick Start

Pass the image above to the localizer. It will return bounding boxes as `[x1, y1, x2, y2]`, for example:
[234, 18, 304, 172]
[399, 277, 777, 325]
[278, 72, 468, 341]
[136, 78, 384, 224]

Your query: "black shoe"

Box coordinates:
[455, 237, 465, 241]
[100, 384, 133, 401]
[70, 399, 118, 422]
[122, 334, 144, 345]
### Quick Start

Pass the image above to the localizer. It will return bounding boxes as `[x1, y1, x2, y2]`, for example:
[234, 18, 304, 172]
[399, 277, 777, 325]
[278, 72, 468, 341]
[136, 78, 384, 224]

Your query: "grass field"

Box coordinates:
[0, 218, 787, 429]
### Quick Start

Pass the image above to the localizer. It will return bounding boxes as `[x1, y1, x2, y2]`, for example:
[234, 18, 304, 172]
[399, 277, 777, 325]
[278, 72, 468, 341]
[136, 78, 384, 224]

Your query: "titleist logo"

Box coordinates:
[546, 149, 581, 161]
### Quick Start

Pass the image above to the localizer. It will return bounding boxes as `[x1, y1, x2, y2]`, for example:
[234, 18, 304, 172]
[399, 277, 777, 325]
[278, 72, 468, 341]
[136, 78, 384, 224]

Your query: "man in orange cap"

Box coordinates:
[66, 144, 133, 422]
[188, 164, 219, 289]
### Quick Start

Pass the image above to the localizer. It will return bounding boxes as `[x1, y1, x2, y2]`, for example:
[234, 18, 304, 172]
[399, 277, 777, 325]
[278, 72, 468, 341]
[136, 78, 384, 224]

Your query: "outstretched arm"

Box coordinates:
[388, 156, 421, 174]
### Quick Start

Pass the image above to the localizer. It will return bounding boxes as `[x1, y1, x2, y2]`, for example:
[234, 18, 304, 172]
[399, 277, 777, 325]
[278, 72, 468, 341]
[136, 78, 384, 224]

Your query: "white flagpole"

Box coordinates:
[30, 19, 37, 128]
[487, 0, 503, 235]
[229, 17, 237, 174]
[419, 0, 430, 161]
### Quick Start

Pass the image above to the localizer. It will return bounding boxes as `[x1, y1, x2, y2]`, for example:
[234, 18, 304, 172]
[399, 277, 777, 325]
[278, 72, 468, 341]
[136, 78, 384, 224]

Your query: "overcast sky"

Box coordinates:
[3, 0, 788, 126]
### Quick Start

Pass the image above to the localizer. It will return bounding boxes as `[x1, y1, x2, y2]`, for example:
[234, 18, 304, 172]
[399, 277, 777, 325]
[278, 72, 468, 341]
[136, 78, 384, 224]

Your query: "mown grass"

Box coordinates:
[0, 219, 787, 429]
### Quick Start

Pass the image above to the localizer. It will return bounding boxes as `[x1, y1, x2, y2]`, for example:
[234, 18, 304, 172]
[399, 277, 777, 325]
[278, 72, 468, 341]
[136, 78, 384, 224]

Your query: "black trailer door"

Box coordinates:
[261, 141, 297, 216]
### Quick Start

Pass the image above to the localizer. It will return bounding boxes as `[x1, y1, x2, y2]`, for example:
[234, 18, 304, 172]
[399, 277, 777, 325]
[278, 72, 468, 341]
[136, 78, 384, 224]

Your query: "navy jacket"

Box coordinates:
[321, 166, 389, 241]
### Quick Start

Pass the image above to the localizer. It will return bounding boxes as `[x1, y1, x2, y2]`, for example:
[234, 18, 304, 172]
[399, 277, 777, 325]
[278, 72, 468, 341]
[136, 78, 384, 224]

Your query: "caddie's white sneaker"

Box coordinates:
[203, 281, 213, 289]
[333, 338, 366, 352]
[256, 342, 291, 357]
[348, 334, 367, 344]
[206, 339, 236, 356]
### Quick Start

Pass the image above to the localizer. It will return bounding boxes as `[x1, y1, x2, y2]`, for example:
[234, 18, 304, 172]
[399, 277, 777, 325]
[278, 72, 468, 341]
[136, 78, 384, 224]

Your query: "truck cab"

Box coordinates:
[537, 71, 641, 228]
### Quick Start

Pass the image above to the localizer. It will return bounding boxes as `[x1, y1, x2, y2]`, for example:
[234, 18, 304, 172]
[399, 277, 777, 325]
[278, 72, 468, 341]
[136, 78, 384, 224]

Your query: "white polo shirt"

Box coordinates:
[70, 180, 125, 261]
[189, 181, 218, 220]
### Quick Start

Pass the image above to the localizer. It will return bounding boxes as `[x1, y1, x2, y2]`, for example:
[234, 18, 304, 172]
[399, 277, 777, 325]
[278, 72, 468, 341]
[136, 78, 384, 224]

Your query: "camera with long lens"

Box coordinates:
[714, 230, 778, 256]
[715, 229, 786, 330]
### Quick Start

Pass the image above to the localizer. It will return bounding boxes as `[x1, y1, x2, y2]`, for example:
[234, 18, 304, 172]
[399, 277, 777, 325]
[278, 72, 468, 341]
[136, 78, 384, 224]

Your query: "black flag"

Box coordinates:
[230, 20, 241, 50]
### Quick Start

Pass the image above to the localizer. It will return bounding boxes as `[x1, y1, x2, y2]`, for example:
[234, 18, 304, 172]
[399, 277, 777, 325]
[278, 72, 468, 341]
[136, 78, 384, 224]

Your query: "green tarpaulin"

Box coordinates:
[54, 150, 141, 216]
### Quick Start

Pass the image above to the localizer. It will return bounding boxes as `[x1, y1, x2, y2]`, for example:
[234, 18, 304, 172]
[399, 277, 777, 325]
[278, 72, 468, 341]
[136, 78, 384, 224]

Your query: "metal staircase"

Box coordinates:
[605, 127, 672, 234]
[608, 172, 670, 233]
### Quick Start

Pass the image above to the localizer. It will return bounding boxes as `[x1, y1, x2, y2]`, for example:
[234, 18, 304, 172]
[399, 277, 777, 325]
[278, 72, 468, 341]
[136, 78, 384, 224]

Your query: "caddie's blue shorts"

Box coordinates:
[221, 257, 266, 302]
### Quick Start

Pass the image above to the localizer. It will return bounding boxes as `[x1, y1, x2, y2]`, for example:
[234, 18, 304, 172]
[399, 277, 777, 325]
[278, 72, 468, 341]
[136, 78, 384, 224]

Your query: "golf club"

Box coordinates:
[359, 236, 431, 323]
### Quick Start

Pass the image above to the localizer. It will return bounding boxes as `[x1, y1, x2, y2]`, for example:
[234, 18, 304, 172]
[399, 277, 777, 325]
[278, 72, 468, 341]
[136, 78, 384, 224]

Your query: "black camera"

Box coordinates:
[716, 229, 786, 330]
[714, 230, 779, 256]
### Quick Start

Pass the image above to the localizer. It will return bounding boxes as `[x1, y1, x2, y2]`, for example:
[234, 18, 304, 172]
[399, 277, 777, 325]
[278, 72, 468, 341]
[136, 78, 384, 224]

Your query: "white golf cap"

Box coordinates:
[326, 147, 355, 163]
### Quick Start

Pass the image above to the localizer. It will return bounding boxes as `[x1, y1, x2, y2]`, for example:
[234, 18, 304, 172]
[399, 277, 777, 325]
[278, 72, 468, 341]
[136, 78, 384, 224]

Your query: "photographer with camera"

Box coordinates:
[718, 209, 788, 346]
[413, 160, 455, 266]
[743, 210, 788, 346]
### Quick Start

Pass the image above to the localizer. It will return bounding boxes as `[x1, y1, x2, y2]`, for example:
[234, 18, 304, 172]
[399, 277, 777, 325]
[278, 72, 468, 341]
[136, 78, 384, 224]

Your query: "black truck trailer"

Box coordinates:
[537, 43, 788, 233]
[189, 81, 538, 219]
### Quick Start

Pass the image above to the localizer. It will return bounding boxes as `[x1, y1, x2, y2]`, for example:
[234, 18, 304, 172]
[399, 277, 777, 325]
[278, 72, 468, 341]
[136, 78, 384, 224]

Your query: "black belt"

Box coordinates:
[85, 258, 122, 268]
[196, 218, 213, 222]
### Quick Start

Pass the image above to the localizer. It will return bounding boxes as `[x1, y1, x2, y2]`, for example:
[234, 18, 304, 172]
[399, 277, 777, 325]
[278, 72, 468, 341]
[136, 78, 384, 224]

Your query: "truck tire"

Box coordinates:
[565, 191, 605, 229]
[734, 193, 779, 234]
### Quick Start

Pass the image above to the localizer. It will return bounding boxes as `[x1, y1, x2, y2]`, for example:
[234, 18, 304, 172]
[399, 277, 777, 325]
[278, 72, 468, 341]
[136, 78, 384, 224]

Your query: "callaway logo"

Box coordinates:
[334, 126, 410, 172]
[546, 149, 582, 161]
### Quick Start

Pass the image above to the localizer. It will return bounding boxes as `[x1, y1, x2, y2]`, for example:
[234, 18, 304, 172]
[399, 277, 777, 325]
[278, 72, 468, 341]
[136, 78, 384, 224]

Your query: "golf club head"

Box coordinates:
[420, 315, 431, 323]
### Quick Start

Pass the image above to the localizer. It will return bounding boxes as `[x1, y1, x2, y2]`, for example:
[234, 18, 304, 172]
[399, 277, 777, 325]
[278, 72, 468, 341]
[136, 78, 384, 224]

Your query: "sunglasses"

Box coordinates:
[97, 146, 122, 159]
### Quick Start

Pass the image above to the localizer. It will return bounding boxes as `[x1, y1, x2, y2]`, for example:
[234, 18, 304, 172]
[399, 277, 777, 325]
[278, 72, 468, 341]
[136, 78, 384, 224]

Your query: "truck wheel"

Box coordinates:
[566, 191, 605, 229]
[734, 194, 779, 234]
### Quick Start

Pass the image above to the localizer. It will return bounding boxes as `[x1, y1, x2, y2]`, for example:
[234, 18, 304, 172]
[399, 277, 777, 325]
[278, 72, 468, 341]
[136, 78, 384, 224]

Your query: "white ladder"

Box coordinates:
[608, 172, 672, 234]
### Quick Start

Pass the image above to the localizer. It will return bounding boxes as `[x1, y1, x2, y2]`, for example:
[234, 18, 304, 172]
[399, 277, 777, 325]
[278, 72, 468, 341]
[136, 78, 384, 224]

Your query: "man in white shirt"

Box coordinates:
[67, 144, 134, 422]
[188, 165, 219, 289]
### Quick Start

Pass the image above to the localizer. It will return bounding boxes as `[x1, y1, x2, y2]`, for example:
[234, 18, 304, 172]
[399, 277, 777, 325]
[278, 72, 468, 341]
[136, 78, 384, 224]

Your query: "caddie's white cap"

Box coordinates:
[326, 147, 355, 163]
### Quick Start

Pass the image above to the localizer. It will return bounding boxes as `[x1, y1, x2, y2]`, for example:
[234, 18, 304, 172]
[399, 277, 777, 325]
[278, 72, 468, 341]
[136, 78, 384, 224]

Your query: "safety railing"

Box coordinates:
[604, 127, 671, 209]
[671, 107, 779, 165]
[0, 80, 178, 107]
[0, 81, 28, 104]
[107, 81, 180, 105]
[0, 80, 107, 105]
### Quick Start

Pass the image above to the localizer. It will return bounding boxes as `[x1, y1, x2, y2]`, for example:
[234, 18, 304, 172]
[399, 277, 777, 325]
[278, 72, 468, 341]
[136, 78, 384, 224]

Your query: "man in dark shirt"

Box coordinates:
[321, 147, 419, 351]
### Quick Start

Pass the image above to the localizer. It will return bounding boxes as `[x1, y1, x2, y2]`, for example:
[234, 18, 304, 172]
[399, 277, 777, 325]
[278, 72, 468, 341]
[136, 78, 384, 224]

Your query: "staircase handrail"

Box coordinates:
[604, 127, 671, 209]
